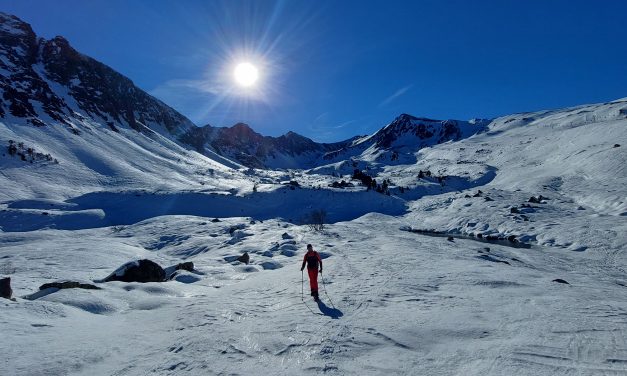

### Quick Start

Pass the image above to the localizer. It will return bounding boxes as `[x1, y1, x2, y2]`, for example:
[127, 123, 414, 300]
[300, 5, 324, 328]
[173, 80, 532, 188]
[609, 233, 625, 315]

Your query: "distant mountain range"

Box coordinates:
[0, 12, 489, 169]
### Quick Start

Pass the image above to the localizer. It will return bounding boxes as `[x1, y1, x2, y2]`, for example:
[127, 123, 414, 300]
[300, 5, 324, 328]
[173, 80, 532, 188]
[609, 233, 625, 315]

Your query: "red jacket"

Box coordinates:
[301, 250, 322, 271]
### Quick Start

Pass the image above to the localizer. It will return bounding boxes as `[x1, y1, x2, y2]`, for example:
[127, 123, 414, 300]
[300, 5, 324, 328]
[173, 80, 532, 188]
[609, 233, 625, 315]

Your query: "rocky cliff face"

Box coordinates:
[0, 12, 195, 136]
[321, 114, 490, 163]
[181, 122, 358, 169]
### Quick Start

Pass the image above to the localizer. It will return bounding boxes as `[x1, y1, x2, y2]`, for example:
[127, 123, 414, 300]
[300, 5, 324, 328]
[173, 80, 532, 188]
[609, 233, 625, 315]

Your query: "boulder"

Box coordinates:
[39, 281, 100, 290]
[0, 277, 12, 299]
[103, 259, 165, 283]
[237, 252, 250, 265]
[528, 195, 547, 204]
[281, 232, 294, 240]
[211, 218, 221, 222]
[510, 207, 520, 214]
[175, 262, 194, 272]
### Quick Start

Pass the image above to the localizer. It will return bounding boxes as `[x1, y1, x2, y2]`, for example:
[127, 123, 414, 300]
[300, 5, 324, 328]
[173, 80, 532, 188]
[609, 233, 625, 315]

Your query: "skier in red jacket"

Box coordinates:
[301, 244, 323, 301]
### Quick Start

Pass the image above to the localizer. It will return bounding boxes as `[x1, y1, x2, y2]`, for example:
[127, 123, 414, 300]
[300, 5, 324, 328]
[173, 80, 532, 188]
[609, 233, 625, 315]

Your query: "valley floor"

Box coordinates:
[2, 214, 627, 375]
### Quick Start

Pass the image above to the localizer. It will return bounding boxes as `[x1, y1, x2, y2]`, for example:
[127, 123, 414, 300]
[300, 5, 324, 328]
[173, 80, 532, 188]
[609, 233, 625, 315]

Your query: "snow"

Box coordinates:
[2, 214, 627, 375]
[0, 98, 626, 375]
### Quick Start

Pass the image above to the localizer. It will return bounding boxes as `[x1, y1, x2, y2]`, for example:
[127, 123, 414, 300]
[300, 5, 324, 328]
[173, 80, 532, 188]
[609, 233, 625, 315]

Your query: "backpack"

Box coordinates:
[306, 251, 319, 270]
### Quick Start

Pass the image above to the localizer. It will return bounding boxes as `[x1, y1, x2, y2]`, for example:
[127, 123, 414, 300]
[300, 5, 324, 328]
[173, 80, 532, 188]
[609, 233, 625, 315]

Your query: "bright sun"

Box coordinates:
[233, 62, 259, 87]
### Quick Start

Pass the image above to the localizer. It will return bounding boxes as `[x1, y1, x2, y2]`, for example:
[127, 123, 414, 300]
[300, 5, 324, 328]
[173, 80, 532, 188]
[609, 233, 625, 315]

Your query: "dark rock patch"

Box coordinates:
[552, 278, 569, 284]
[39, 281, 100, 290]
[528, 195, 548, 204]
[237, 252, 250, 265]
[1, 277, 12, 299]
[103, 259, 166, 283]
[175, 262, 194, 272]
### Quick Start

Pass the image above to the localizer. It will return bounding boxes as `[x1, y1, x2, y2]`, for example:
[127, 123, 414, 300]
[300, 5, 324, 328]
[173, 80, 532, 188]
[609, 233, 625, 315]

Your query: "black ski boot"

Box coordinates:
[313, 291, 320, 302]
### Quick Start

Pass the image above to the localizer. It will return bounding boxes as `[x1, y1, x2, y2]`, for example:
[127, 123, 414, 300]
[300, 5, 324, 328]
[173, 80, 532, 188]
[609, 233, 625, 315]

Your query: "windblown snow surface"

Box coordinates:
[1, 99, 627, 375]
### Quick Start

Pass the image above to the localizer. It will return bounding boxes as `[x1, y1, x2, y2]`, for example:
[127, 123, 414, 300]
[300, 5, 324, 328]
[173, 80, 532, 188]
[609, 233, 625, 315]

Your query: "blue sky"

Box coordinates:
[3, 0, 627, 141]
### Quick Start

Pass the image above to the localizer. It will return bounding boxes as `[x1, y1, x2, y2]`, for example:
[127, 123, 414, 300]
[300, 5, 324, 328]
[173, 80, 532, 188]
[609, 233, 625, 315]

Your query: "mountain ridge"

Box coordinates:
[0, 12, 489, 170]
[0, 12, 196, 138]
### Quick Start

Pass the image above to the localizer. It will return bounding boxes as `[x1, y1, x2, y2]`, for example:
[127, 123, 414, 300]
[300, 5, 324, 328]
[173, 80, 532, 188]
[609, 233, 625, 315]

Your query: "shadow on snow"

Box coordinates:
[317, 300, 343, 319]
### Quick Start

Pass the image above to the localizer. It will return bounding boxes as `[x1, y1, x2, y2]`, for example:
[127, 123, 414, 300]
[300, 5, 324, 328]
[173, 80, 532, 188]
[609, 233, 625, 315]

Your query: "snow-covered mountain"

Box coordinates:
[181, 122, 358, 169]
[0, 13, 195, 137]
[180, 115, 490, 170]
[318, 114, 490, 167]
[0, 13, 250, 202]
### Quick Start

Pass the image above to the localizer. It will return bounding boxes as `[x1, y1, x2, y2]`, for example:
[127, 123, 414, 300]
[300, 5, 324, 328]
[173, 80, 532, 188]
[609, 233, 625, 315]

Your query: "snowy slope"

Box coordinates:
[0, 12, 248, 203]
[2, 97, 626, 375]
[401, 98, 627, 253]
[3, 214, 627, 375]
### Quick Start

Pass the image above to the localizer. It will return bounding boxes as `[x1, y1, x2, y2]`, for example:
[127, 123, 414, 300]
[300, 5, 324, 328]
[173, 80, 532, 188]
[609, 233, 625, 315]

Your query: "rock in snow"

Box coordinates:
[237, 252, 250, 265]
[0, 277, 12, 299]
[552, 278, 570, 284]
[174, 262, 194, 272]
[39, 281, 100, 290]
[103, 259, 166, 283]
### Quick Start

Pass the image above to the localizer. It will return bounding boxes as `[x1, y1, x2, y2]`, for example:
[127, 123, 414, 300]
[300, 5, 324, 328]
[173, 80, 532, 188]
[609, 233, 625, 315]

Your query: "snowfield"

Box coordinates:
[3, 216, 627, 375]
[1, 98, 626, 375]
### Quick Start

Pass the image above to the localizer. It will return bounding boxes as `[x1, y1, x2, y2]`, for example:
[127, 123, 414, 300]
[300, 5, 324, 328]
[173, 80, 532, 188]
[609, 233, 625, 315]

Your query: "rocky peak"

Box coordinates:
[0, 12, 34, 38]
[222, 123, 263, 143]
[0, 13, 195, 136]
[371, 113, 484, 149]
[0, 13, 38, 66]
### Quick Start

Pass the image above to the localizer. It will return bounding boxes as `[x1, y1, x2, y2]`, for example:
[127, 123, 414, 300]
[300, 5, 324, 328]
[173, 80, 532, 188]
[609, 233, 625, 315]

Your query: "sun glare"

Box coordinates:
[234, 62, 259, 87]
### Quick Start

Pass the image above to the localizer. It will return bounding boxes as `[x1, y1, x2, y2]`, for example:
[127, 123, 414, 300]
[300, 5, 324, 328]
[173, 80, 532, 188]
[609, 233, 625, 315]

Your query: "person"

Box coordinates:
[300, 244, 322, 301]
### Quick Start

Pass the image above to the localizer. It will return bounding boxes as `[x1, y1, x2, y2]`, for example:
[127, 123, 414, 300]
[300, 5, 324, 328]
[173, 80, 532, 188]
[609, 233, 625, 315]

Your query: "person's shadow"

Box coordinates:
[317, 300, 343, 319]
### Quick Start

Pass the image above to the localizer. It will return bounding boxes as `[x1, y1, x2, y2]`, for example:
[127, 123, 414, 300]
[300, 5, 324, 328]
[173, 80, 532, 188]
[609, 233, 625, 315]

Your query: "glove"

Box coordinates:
[300, 267, 304, 271]
[319, 269, 323, 273]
